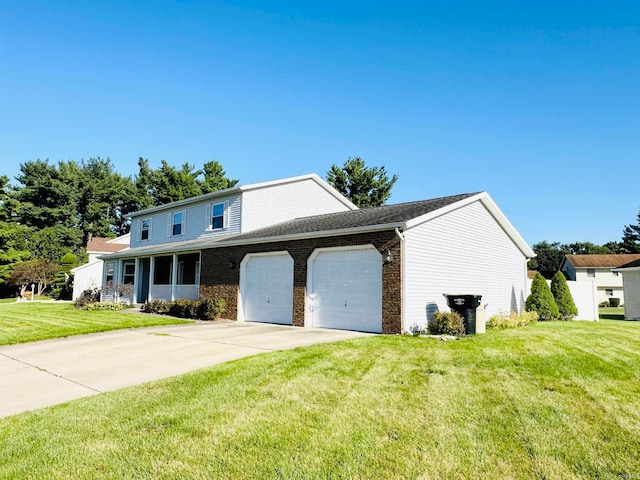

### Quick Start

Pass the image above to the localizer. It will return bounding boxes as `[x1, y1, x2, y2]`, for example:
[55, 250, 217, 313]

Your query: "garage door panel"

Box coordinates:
[242, 253, 293, 325]
[310, 247, 382, 333]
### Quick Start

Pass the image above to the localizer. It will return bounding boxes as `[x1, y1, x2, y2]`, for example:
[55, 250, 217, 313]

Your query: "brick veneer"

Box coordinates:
[199, 230, 403, 334]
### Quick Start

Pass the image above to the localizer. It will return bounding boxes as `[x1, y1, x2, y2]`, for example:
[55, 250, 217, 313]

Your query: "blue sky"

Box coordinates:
[0, 1, 638, 246]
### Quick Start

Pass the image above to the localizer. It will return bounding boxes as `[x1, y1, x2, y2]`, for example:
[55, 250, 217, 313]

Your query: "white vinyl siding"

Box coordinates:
[128, 194, 241, 248]
[241, 178, 354, 232]
[403, 201, 528, 333]
[621, 270, 640, 320]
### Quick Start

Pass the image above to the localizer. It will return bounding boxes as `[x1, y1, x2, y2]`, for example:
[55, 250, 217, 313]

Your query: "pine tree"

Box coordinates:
[525, 272, 560, 321]
[550, 271, 578, 320]
[326, 157, 398, 208]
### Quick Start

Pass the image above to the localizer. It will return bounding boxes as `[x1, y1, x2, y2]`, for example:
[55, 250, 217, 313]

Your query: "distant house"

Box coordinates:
[613, 258, 640, 320]
[100, 173, 535, 334]
[559, 254, 640, 305]
[71, 234, 130, 300]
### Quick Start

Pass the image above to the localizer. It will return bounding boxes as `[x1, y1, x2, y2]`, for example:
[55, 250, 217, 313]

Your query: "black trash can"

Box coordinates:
[444, 294, 483, 335]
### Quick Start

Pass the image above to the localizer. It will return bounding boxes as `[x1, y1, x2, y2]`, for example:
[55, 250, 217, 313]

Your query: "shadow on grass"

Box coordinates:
[599, 313, 634, 321]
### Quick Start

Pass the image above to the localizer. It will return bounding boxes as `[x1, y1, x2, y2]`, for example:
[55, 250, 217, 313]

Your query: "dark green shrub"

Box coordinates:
[169, 299, 200, 318]
[550, 271, 578, 320]
[598, 301, 610, 308]
[143, 300, 171, 314]
[428, 311, 465, 336]
[526, 273, 560, 321]
[609, 297, 620, 308]
[73, 289, 101, 309]
[198, 298, 226, 320]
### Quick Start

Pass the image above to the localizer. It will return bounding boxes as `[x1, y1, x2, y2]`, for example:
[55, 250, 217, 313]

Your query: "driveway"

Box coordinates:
[0, 321, 370, 417]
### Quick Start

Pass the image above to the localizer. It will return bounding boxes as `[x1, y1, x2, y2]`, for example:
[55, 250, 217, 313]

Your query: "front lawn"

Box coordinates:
[0, 302, 190, 345]
[1, 320, 638, 479]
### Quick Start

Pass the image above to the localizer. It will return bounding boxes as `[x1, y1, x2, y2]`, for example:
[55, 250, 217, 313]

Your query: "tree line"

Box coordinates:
[0, 156, 396, 297]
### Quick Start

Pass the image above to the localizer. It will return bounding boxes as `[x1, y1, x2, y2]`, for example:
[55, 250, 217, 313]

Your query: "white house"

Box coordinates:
[101, 174, 535, 333]
[613, 258, 640, 320]
[71, 234, 130, 300]
[560, 254, 640, 305]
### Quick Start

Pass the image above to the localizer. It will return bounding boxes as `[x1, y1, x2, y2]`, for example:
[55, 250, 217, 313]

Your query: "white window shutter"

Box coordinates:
[223, 201, 229, 228]
[167, 213, 172, 237]
[205, 204, 212, 229]
[182, 210, 186, 235]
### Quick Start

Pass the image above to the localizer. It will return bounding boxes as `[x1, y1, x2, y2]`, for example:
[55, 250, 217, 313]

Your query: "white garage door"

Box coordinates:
[241, 252, 294, 325]
[309, 246, 382, 333]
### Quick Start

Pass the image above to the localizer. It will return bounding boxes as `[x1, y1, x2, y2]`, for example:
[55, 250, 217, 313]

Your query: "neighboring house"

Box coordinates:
[71, 234, 130, 300]
[559, 254, 640, 305]
[613, 258, 640, 320]
[101, 173, 534, 334]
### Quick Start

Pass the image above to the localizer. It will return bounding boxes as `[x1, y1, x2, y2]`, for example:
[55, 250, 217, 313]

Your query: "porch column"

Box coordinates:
[149, 257, 155, 302]
[171, 254, 178, 301]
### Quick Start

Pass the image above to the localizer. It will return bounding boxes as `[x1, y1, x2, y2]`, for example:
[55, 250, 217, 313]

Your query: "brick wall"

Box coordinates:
[199, 230, 403, 333]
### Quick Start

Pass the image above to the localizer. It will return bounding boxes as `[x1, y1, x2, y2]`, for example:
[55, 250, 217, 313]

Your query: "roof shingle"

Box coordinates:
[564, 254, 640, 268]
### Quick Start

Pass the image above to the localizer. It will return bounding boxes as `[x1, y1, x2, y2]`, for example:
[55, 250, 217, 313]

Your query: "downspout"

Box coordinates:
[395, 227, 406, 332]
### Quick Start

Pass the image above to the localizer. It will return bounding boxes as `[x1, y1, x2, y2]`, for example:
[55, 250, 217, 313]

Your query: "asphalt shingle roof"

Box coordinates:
[218, 192, 480, 243]
[565, 254, 640, 269]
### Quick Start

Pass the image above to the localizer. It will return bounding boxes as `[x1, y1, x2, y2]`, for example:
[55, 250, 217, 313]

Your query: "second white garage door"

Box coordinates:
[240, 252, 294, 325]
[308, 246, 382, 333]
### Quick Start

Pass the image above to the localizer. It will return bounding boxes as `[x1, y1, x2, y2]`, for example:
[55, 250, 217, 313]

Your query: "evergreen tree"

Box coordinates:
[525, 272, 560, 320]
[326, 157, 398, 208]
[621, 208, 640, 253]
[550, 271, 578, 320]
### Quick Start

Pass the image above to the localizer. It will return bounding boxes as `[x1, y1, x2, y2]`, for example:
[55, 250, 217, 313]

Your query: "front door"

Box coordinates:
[138, 258, 150, 303]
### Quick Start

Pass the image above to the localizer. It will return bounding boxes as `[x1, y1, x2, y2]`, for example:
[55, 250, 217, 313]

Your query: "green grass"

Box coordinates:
[599, 307, 625, 321]
[1, 320, 638, 479]
[0, 302, 190, 345]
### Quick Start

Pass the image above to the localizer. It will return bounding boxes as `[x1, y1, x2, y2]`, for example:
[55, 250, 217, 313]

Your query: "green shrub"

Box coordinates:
[526, 273, 560, 320]
[428, 311, 465, 336]
[598, 301, 610, 308]
[143, 298, 226, 320]
[609, 297, 620, 308]
[487, 310, 539, 329]
[198, 298, 226, 320]
[550, 271, 578, 320]
[79, 302, 129, 311]
[143, 300, 171, 315]
[169, 299, 200, 318]
[73, 289, 101, 309]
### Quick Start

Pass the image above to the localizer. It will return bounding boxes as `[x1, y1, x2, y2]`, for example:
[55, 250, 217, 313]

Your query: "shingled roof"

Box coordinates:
[87, 237, 129, 253]
[564, 254, 640, 268]
[616, 258, 640, 269]
[218, 192, 480, 243]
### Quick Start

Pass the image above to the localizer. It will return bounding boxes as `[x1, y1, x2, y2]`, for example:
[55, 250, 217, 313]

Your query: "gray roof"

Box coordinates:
[217, 192, 480, 243]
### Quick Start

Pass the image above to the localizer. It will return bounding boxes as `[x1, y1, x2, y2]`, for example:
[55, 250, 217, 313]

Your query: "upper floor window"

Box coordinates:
[171, 211, 185, 236]
[586, 268, 596, 278]
[605, 288, 614, 296]
[141, 218, 151, 241]
[209, 202, 229, 230]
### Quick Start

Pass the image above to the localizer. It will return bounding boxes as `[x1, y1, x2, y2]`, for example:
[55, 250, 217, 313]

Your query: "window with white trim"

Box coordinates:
[106, 262, 115, 285]
[586, 268, 596, 278]
[208, 201, 229, 230]
[141, 218, 151, 241]
[123, 261, 135, 285]
[605, 288, 613, 296]
[171, 211, 185, 236]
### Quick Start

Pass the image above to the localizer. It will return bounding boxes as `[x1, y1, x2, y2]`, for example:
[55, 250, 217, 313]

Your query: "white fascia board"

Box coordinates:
[613, 266, 640, 273]
[404, 192, 536, 258]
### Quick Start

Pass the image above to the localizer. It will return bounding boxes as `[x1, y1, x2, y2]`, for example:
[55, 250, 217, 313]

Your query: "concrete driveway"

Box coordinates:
[0, 321, 370, 418]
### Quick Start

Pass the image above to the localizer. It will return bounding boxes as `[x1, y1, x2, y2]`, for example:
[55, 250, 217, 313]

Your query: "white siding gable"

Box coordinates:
[241, 177, 355, 232]
[403, 200, 529, 332]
